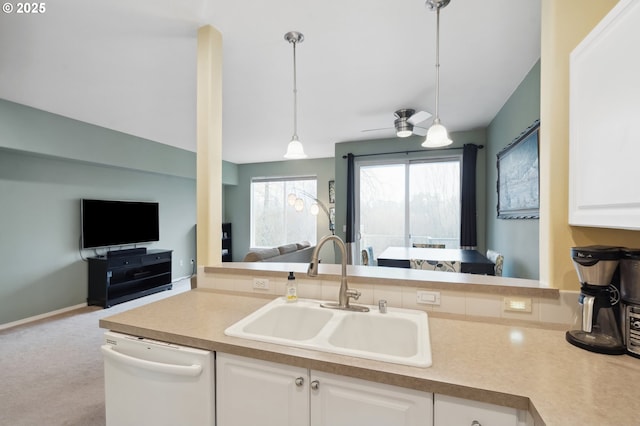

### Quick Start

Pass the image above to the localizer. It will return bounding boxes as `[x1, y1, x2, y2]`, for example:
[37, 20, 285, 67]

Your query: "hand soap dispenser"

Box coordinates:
[286, 272, 298, 302]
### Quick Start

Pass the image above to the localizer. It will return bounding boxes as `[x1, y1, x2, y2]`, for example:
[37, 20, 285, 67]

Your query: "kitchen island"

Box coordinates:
[100, 286, 639, 425]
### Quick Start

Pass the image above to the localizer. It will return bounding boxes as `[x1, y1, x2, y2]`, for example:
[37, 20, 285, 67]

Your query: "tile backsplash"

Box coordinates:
[198, 269, 579, 328]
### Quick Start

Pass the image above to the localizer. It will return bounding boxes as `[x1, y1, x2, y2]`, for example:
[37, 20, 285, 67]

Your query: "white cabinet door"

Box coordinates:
[216, 353, 309, 426]
[434, 394, 519, 426]
[569, 0, 640, 230]
[310, 370, 433, 426]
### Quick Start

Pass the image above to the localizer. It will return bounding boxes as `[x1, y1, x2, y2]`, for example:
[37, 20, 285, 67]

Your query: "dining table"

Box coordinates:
[376, 246, 495, 275]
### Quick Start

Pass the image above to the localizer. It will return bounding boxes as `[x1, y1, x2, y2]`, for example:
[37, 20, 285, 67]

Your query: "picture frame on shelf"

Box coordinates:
[496, 120, 540, 219]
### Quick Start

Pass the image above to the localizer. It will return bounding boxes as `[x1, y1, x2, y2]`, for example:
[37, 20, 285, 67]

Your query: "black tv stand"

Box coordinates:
[107, 247, 147, 258]
[88, 249, 172, 308]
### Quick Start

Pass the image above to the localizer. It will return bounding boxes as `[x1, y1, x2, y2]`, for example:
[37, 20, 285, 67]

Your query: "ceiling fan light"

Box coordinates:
[395, 116, 414, 138]
[284, 137, 307, 159]
[422, 121, 452, 148]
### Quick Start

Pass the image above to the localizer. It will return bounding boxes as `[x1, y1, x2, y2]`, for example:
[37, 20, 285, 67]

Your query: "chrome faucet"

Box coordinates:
[308, 235, 369, 312]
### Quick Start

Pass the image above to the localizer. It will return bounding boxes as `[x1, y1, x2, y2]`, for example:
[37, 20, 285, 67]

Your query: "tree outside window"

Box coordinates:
[251, 177, 317, 248]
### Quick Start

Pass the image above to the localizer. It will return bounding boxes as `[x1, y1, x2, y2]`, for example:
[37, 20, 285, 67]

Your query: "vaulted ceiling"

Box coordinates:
[0, 0, 540, 164]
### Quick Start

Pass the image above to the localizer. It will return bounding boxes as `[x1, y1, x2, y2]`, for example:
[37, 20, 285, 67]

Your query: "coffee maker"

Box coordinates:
[620, 248, 640, 358]
[566, 246, 626, 355]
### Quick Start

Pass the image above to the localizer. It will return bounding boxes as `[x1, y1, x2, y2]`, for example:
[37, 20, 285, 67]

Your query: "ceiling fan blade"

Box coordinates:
[407, 110, 431, 125]
[413, 126, 428, 136]
[361, 127, 393, 133]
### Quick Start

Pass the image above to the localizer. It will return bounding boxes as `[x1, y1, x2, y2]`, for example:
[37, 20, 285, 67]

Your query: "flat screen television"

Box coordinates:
[81, 199, 159, 249]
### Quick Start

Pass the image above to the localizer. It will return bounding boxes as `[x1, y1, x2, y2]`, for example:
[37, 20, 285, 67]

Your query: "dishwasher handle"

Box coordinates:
[101, 345, 203, 377]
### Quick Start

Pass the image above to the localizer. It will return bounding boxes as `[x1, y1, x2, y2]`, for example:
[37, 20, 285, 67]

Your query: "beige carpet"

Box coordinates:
[0, 278, 191, 426]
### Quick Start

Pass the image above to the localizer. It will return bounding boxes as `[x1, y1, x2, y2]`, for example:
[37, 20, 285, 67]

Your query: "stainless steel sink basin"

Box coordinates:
[224, 297, 432, 367]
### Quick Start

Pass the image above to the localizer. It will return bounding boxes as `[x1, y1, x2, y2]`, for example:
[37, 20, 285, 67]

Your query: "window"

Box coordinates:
[251, 177, 318, 248]
[357, 157, 461, 259]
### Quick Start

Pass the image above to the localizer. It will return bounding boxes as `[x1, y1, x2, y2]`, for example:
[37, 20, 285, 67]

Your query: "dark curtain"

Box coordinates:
[345, 153, 355, 263]
[460, 144, 478, 249]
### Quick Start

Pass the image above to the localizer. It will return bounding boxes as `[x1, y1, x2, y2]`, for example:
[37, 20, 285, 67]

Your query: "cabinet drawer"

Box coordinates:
[106, 256, 143, 268]
[434, 394, 518, 426]
[142, 251, 172, 265]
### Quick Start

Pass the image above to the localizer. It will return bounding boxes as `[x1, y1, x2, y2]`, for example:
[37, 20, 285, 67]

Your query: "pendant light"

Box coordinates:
[283, 31, 308, 159]
[422, 0, 453, 148]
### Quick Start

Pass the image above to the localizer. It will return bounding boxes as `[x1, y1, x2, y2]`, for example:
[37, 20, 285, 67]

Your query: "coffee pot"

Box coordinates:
[566, 246, 626, 355]
[620, 248, 640, 358]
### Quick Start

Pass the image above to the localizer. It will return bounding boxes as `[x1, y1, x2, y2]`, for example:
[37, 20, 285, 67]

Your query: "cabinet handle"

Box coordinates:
[310, 380, 320, 390]
[471, 421, 482, 426]
[295, 377, 304, 387]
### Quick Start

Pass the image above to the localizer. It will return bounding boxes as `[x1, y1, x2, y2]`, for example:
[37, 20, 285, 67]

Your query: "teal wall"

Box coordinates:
[334, 130, 489, 256]
[0, 99, 197, 325]
[486, 60, 541, 279]
[0, 100, 195, 180]
[222, 161, 239, 186]
[224, 158, 336, 263]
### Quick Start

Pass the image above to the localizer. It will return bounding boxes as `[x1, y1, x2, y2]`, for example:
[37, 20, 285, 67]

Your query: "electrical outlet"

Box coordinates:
[190, 259, 195, 265]
[416, 290, 440, 305]
[253, 278, 270, 290]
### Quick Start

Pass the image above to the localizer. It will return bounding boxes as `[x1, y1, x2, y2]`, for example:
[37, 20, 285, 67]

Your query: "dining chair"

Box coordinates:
[361, 246, 375, 266]
[361, 249, 369, 266]
[486, 249, 504, 276]
[410, 258, 460, 272]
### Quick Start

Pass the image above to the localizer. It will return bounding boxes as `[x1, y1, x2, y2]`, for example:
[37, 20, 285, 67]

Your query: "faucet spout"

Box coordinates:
[307, 235, 368, 312]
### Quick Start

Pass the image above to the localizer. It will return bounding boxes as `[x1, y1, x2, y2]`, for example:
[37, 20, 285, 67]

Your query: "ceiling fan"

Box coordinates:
[362, 109, 432, 138]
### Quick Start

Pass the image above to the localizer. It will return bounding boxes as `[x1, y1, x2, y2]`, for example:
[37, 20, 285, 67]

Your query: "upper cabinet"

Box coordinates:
[569, 0, 640, 230]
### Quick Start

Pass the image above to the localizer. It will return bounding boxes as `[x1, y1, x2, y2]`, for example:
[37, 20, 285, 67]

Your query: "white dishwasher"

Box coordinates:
[102, 331, 215, 426]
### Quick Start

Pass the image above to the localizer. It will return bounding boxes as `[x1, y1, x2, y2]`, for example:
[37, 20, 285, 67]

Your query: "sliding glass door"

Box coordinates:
[356, 157, 461, 264]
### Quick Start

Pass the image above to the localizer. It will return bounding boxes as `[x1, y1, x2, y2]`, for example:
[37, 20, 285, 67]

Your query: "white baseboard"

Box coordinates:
[0, 302, 88, 331]
[1, 276, 192, 331]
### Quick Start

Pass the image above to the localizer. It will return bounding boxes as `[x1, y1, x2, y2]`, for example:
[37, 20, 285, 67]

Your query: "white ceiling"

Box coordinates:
[0, 0, 540, 164]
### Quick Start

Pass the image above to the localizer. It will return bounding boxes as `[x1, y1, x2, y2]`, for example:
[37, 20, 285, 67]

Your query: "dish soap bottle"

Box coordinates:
[286, 271, 298, 302]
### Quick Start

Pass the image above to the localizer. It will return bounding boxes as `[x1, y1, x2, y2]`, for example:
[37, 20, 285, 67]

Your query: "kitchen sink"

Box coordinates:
[224, 297, 432, 367]
[232, 300, 334, 341]
[327, 313, 420, 357]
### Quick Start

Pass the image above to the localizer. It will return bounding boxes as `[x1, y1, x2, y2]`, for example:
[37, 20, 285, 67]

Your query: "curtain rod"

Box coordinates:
[341, 144, 483, 159]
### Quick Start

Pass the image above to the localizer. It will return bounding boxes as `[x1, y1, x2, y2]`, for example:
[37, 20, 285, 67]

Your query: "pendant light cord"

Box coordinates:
[292, 39, 298, 140]
[434, 6, 441, 122]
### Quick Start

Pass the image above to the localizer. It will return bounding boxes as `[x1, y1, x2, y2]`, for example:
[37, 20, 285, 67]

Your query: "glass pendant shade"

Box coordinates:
[422, 120, 452, 148]
[309, 203, 320, 215]
[294, 198, 304, 212]
[284, 137, 307, 159]
[287, 193, 297, 206]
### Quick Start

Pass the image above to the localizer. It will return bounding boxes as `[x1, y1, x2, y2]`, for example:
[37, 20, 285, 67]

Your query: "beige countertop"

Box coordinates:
[99, 289, 638, 425]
